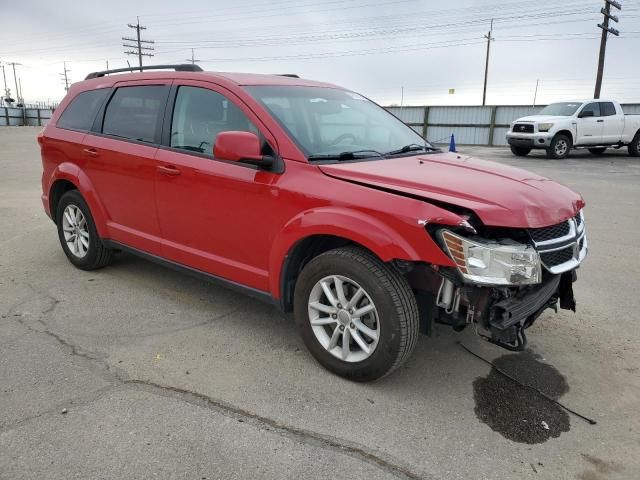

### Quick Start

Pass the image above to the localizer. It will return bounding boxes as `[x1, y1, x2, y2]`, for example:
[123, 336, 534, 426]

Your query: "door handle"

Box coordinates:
[83, 148, 99, 157]
[157, 165, 181, 176]
[597, 119, 604, 123]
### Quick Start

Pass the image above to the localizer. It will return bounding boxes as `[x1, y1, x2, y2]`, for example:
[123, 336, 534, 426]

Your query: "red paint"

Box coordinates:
[40, 70, 584, 300]
[214, 131, 262, 162]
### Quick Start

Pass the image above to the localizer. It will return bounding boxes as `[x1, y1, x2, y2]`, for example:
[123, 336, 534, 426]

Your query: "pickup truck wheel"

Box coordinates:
[588, 147, 607, 155]
[546, 134, 571, 159]
[293, 246, 419, 382]
[510, 146, 531, 157]
[629, 132, 640, 157]
[56, 190, 113, 270]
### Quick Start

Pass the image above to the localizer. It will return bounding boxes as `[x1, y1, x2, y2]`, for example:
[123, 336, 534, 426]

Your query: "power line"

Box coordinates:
[123, 17, 154, 71]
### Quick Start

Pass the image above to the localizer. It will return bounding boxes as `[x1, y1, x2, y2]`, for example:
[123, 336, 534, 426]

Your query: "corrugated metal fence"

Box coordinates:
[1, 107, 54, 126]
[386, 104, 640, 146]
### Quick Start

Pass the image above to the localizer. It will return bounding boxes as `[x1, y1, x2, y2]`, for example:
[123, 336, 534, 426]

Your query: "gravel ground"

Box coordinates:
[1, 127, 639, 480]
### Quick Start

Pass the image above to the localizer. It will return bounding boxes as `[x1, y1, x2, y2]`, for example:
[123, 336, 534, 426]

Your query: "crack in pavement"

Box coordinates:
[5, 283, 430, 480]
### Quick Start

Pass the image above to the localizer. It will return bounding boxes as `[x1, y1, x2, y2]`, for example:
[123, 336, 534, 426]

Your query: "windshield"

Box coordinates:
[246, 85, 433, 159]
[538, 102, 581, 116]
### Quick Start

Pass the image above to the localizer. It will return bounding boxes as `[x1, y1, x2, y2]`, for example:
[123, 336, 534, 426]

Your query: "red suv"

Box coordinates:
[39, 65, 587, 381]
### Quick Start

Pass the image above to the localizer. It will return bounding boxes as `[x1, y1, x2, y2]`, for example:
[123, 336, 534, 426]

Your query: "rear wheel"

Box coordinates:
[510, 146, 531, 157]
[56, 190, 112, 270]
[546, 134, 572, 159]
[293, 246, 419, 382]
[588, 147, 607, 155]
[629, 132, 640, 157]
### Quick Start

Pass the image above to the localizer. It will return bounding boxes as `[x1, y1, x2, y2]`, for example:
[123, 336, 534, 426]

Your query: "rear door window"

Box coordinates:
[600, 102, 617, 116]
[57, 88, 110, 131]
[102, 86, 167, 143]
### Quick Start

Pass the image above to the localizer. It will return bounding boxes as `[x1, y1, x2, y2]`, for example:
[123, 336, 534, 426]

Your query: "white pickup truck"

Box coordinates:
[506, 100, 640, 159]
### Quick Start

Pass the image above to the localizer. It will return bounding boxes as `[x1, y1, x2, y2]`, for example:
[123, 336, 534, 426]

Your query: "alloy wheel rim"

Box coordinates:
[62, 204, 90, 258]
[307, 275, 380, 363]
[555, 140, 568, 156]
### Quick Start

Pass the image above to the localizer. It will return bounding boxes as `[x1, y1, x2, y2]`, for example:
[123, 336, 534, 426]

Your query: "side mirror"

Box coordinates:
[214, 131, 272, 168]
[579, 110, 594, 118]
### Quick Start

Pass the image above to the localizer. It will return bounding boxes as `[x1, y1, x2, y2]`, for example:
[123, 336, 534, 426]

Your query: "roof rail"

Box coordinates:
[276, 74, 300, 78]
[85, 64, 203, 80]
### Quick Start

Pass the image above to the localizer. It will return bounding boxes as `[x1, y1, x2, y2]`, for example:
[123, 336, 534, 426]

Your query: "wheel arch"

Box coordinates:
[47, 163, 109, 236]
[554, 129, 574, 145]
[270, 206, 456, 311]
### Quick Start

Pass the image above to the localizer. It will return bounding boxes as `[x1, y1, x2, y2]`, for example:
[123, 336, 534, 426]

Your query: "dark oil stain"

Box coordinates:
[473, 350, 570, 444]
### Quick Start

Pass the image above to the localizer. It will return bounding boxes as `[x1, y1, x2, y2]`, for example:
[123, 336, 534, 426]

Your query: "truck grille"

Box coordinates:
[513, 123, 534, 133]
[527, 211, 587, 274]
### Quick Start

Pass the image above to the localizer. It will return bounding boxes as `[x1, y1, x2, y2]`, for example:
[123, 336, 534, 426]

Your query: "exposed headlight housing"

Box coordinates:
[441, 230, 542, 285]
[538, 123, 554, 132]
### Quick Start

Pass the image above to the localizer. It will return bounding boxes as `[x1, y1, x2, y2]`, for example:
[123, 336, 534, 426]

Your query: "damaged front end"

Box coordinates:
[407, 211, 586, 351]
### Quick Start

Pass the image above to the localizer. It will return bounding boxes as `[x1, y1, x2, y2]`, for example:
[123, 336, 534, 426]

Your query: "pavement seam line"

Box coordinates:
[8, 283, 430, 480]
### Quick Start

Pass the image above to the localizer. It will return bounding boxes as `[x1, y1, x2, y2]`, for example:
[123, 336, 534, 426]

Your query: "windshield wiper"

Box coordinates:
[308, 149, 385, 161]
[385, 143, 439, 156]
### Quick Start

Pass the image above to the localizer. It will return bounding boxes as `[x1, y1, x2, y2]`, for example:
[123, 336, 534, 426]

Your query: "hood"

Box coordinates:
[319, 153, 584, 228]
[515, 115, 571, 123]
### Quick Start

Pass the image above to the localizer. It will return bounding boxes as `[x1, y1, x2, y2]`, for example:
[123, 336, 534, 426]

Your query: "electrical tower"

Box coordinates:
[123, 17, 154, 71]
[482, 19, 494, 106]
[594, 0, 621, 99]
[60, 62, 71, 92]
[185, 48, 200, 65]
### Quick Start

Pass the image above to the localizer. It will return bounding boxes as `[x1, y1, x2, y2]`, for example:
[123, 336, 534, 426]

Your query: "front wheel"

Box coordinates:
[546, 134, 572, 159]
[588, 147, 607, 155]
[293, 247, 419, 382]
[510, 146, 531, 157]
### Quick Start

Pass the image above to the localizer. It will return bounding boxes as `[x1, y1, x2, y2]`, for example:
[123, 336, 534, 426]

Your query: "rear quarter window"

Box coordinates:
[57, 88, 110, 131]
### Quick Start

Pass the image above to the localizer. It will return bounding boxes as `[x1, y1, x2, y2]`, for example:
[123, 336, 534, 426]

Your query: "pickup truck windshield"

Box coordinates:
[538, 102, 581, 116]
[246, 85, 434, 160]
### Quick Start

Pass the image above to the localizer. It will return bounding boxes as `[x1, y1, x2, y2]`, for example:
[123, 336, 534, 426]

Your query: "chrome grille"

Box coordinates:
[528, 211, 587, 274]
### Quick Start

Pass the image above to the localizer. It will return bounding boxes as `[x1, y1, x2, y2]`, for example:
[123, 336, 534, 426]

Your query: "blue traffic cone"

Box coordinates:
[449, 133, 457, 153]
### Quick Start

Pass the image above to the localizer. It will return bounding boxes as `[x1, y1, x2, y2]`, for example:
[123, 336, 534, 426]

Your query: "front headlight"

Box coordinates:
[440, 230, 541, 285]
[538, 123, 554, 132]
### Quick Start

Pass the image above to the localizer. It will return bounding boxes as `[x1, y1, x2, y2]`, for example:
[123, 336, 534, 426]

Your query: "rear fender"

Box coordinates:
[46, 163, 109, 237]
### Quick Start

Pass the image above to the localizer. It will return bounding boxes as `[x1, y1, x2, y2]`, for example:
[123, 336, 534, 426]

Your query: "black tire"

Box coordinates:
[56, 190, 113, 270]
[510, 146, 531, 157]
[546, 134, 572, 159]
[588, 147, 607, 155]
[293, 246, 419, 382]
[629, 132, 640, 157]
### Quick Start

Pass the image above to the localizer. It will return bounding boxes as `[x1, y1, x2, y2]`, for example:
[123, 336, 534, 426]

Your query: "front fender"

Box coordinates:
[268, 204, 460, 299]
[46, 163, 109, 237]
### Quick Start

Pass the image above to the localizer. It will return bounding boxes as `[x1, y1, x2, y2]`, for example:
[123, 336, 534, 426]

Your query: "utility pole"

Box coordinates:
[594, 0, 621, 99]
[1, 62, 11, 100]
[533, 79, 540, 106]
[482, 19, 494, 106]
[8, 62, 21, 102]
[60, 62, 71, 92]
[185, 48, 200, 65]
[123, 17, 154, 71]
[106, 60, 109, 71]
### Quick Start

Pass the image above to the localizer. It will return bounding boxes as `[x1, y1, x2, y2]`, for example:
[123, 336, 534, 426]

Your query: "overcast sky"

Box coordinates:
[1, 0, 639, 106]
